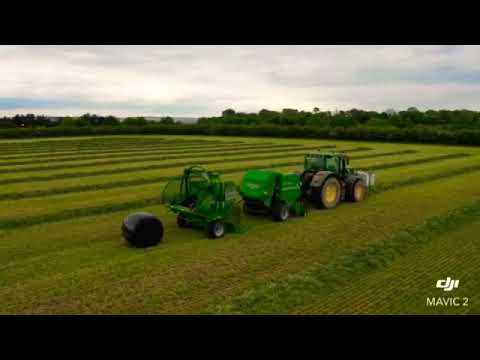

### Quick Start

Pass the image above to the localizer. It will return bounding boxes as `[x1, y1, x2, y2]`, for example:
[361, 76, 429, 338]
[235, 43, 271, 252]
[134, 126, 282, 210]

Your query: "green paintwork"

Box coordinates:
[161, 166, 242, 233]
[304, 151, 354, 176]
[239, 169, 304, 215]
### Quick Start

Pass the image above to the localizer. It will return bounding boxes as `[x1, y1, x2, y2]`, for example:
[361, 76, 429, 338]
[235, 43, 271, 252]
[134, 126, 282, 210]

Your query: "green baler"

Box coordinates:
[240, 169, 306, 221]
[161, 166, 242, 238]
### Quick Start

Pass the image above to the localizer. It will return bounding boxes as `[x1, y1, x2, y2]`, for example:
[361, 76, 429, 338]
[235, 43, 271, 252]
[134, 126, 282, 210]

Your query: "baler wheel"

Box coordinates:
[272, 202, 290, 221]
[207, 220, 225, 239]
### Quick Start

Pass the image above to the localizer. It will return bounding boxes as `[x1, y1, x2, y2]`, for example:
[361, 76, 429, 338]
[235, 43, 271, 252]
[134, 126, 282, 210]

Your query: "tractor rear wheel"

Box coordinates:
[207, 220, 225, 239]
[272, 202, 290, 221]
[319, 177, 341, 209]
[350, 179, 367, 202]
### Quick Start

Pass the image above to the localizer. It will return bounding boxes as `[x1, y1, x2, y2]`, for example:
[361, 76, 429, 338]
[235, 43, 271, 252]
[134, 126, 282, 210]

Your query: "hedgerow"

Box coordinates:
[1, 124, 479, 146]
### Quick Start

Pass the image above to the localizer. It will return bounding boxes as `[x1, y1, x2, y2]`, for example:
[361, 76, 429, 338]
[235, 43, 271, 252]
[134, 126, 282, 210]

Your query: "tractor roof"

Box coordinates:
[305, 151, 348, 158]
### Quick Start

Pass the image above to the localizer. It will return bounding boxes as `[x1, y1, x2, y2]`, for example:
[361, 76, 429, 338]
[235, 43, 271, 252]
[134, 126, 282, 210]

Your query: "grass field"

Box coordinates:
[1, 135, 479, 314]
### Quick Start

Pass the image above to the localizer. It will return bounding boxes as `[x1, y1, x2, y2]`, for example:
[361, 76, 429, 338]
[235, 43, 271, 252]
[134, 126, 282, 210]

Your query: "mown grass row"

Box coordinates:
[0, 141, 250, 162]
[0, 139, 244, 159]
[0, 146, 372, 185]
[352, 149, 417, 160]
[0, 142, 292, 167]
[0, 137, 218, 151]
[0, 140, 255, 163]
[0, 148, 412, 201]
[304, 220, 480, 314]
[0, 136, 173, 146]
[0, 144, 317, 173]
[371, 162, 480, 193]
[365, 153, 470, 171]
[0, 152, 474, 231]
[209, 200, 480, 314]
[2, 169, 479, 314]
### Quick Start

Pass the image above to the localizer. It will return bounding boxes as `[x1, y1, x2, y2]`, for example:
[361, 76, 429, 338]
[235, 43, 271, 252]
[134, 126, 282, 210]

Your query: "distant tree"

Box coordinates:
[282, 108, 299, 116]
[222, 109, 236, 117]
[123, 117, 147, 126]
[59, 116, 76, 127]
[407, 106, 420, 112]
[313, 107, 320, 113]
[102, 115, 120, 126]
[74, 118, 89, 127]
[367, 117, 391, 127]
[0, 117, 16, 128]
[159, 116, 175, 125]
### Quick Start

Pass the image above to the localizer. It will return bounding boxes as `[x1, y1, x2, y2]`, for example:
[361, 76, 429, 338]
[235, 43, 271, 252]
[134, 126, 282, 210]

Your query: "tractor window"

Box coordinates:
[305, 156, 325, 171]
[325, 157, 339, 173]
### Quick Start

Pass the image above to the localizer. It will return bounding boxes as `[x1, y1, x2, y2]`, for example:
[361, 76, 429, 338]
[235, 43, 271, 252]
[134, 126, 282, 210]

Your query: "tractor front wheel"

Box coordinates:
[207, 221, 225, 239]
[272, 202, 290, 221]
[350, 180, 367, 202]
[319, 177, 341, 209]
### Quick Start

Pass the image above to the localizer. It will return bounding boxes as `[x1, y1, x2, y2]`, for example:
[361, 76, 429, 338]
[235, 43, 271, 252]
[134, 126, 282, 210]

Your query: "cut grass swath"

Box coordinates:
[0, 142, 295, 167]
[0, 154, 476, 231]
[0, 139, 245, 158]
[0, 137, 220, 151]
[209, 200, 480, 314]
[0, 140, 273, 165]
[0, 144, 319, 173]
[2, 168, 480, 314]
[0, 146, 372, 185]
[0, 149, 457, 201]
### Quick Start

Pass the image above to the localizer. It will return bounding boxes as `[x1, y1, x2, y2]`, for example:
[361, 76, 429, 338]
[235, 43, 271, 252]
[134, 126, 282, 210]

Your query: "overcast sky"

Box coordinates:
[1, 45, 480, 117]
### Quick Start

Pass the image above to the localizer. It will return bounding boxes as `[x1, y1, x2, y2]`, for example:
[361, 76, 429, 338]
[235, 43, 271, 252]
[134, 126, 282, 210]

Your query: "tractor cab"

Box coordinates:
[304, 152, 352, 176]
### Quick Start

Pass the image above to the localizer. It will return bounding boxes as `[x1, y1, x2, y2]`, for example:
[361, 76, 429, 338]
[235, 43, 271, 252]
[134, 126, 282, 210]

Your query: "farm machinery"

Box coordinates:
[122, 152, 375, 247]
[237, 152, 375, 221]
[240, 169, 306, 221]
[300, 151, 375, 209]
[160, 165, 242, 238]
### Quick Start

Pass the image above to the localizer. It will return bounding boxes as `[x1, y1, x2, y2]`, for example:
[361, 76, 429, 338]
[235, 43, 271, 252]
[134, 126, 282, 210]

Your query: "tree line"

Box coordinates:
[198, 107, 480, 130]
[1, 122, 480, 146]
[0, 113, 178, 128]
[1, 108, 480, 146]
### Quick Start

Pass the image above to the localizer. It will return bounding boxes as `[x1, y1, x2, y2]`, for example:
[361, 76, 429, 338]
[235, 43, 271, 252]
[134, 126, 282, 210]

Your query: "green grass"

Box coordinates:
[0, 142, 297, 167]
[209, 200, 480, 314]
[0, 146, 371, 185]
[0, 150, 473, 229]
[0, 134, 479, 314]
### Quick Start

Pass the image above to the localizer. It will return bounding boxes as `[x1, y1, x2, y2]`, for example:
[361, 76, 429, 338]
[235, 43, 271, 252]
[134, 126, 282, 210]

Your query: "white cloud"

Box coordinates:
[0, 45, 479, 117]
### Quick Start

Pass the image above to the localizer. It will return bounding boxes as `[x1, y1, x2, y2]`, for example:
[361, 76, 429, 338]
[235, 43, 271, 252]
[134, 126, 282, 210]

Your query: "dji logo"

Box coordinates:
[426, 277, 467, 307]
[436, 277, 459, 292]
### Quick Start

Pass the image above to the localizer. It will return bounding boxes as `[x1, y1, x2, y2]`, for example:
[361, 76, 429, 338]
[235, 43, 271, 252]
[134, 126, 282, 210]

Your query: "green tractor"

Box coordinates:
[161, 166, 242, 238]
[301, 151, 375, 209]
[239, 169, 306, 221]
